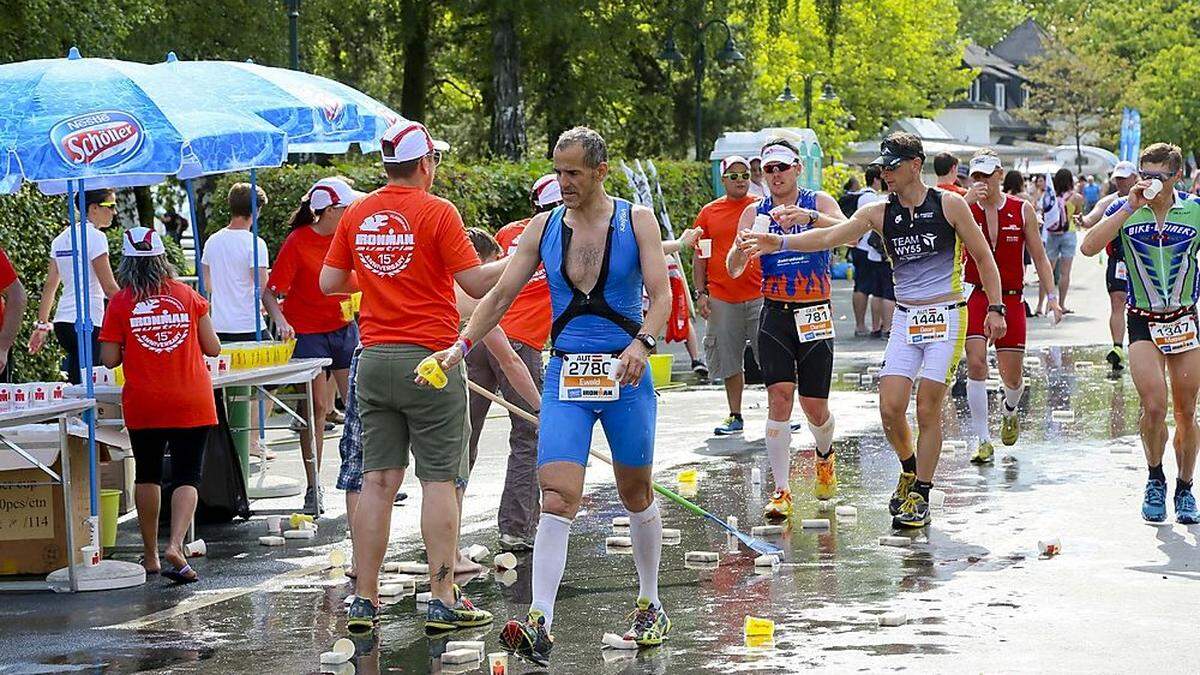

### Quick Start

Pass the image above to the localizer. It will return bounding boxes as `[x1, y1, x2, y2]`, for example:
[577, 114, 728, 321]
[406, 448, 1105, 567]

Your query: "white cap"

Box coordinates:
[305, 177, 365, 212]
[720, 155, 751, 174]
[760, 144, 799, 169]
[380, 121, 450, 164]
[1111, 160, 1136, 179]
[531, 174, 562, 207]
[122, 227, 165, 258]
[968, 154, 1002, 176]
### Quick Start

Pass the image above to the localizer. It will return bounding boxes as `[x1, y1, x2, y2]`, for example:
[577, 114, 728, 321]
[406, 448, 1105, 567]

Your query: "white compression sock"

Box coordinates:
[765, 419, 793, 491]
[809, 414, 836, 457]
[628, 500, 663, 608]
[1003, 383, 1025, 413]
[530, 513, 572, 630]
[966, 378, 990, 442]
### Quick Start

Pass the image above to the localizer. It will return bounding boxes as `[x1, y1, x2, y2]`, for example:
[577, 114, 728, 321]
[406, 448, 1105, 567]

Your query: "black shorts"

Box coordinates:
[130, 426, 213, 487]
[1106, 255, 1128, 295]
[868, 260, 896, 301]
[757, 299, 834, 398]
[1127, 306, 1196, 346]
[851, 248, 874, 294]
[294, 322, 358, 371]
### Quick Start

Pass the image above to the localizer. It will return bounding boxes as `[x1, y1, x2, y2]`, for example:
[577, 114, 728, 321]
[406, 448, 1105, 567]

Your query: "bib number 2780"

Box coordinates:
[559, 353, 619, 401]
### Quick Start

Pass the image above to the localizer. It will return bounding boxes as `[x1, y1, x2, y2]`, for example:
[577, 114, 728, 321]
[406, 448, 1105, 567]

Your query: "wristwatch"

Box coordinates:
[693, 288, 709, 301]
[987, 303, 1007, 317]
[805, 209, 819, 226]
[635, 333, 657, 351]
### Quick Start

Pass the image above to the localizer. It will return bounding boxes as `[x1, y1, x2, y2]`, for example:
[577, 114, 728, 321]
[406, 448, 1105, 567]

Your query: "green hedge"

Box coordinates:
[0, 186, 186, 382]
[207, 158, 717, 256]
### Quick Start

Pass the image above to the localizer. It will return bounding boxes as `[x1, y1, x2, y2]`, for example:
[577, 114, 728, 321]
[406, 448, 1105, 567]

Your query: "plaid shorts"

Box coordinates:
[336, 347, 364, 492]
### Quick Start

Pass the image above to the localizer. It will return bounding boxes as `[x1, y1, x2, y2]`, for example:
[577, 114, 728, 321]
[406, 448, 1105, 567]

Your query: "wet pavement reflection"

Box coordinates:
[7, 345, 1185, 673]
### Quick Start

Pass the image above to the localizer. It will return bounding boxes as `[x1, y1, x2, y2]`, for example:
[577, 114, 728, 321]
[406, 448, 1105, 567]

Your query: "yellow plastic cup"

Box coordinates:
[340, 299, 354, 322]
[273, 343, 287, 365]
[290, 513, 314, 529]
[416, 356, 448, 389]
[351, 291, 362, 313]
[677, 469, 698, 484]
[256, 344, 270, 367]
[743, 615, 775, 638]
[285, 339, 297, 361]
[113, 365, 125, 386]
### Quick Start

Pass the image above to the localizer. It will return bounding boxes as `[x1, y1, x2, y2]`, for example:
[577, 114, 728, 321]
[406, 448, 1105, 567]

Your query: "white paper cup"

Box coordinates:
[488, 652, 509, 674]
[30, 383, 50, 408]
[81, 545, 100, 567]
[0, 385, 13, 413]
[50, 383, 65, 402]
[698, 239, 712, 258]
[216, 354, 231, 374]
[752, 214, 771, 234]
[1144, 179, 1163, 200]
[266, 515, 283, 534]
[12, 385, 28, 410]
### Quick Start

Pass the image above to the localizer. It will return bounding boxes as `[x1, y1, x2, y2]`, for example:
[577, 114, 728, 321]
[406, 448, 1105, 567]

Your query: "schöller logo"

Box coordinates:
[51, 111, 144, 169]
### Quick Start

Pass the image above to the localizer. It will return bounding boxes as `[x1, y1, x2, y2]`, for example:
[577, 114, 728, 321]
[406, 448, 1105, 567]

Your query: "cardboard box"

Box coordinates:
[0, 435, 92, 576]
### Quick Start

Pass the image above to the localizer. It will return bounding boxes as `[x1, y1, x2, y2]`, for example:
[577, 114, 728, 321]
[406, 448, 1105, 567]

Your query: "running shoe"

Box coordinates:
[763, 489, 793, 520]
[425, 589, 493, 632]
[1142, 479, 1168, 523]
[623, 596, 671, 646]
[888, 471, 917, 516]
[498, 533, 534, 552]
[714, 415, 744, 436]
[1106, 346, 1126, 372]
[892, 492, 931, 528]
[1175, 487, 1199, 525]
[303, 487, 323, 517]
[814, 454, 837, 500]
[346, 596, 378, 633]
[500, 610, 553, 667]
[971, 440, 995, 465]
[691, 359, 709, 379]
[1000, 411, 1020, 446]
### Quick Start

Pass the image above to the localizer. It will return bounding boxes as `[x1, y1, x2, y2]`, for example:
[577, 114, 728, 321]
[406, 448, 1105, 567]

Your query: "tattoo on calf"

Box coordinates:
[435, 564, 450, 583]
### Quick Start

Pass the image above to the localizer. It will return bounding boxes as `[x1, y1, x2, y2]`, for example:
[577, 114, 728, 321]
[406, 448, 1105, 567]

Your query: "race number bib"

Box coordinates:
[1149, 314, 1199, 354]
[559, 353, 619, 401]
[906, 307, 949, 344]
[1115, 262, 1128, 281]
[795, 303, 835, 343]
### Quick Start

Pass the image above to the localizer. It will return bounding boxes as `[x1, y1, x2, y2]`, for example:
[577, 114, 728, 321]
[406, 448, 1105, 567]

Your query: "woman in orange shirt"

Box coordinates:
[264, 178, 363, 515]
[100, 228, 221, 583]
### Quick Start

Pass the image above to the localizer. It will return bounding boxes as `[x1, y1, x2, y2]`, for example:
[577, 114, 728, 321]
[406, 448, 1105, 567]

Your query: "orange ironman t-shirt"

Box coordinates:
[694, 195, 761, 303]
[324, 184, 481, 351]
[494, 219, 551, 350]
[0, 248, 16, 335]
[99, 280, 217, 430]
[268, 226, 350, 335]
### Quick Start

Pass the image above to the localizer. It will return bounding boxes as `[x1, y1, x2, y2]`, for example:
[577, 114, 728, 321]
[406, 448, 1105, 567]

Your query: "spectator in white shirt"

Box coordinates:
[28, 188, 120, 383]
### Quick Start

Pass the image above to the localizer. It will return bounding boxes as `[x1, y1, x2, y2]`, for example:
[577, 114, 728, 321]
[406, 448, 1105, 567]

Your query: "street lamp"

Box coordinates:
[778, 72, 837, 130]
[283, 0, 301, 70]
[659, 19, 745, 161]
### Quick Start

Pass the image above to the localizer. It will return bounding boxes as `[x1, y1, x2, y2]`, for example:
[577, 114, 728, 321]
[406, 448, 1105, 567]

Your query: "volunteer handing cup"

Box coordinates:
[698, 239, 713, 259]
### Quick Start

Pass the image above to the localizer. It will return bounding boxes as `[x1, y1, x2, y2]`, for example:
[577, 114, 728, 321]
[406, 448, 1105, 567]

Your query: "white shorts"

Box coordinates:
[880, 302, 967, 385]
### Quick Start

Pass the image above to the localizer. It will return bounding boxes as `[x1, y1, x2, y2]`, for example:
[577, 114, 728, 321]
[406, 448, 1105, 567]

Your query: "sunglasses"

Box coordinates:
[429, 150, 443, 166]
[723, 172, 751, 180]
[763, 163, 795, 175]
[98, 201, 117, 209]
[1138, 170, 1171, 181]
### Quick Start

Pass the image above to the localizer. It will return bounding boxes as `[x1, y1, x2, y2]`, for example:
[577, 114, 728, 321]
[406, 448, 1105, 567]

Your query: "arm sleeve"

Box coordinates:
[324, 218, 354, 270]
[89, 228, 109, 261]
[0, 249, 16, 292]
[438, 204, 482, 274]
[1104, 198, 1127, 217]
[267, 238, 297, 295]
[98, 293, 126, 344]
[254, 237, 270, 268]
[190, 286, 211, 317]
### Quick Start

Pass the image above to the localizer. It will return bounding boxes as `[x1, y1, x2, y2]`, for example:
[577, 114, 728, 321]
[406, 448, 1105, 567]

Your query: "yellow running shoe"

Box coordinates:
[888, 471, 917, 516]
[763, 489, 793, 520]
[1000, 414, 1019, 446]
[971, 440, 995, 464]
[814, 455, 837, 500]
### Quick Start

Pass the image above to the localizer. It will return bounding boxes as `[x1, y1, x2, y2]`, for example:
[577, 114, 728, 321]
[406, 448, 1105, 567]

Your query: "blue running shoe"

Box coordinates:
[1175, 487, 1199, 524]
[1142, 479, 1168, 523]
[714, 415, 744, 436]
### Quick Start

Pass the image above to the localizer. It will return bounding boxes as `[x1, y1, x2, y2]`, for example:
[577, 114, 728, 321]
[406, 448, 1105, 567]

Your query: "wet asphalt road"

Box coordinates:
[4, 267, 1197, 673]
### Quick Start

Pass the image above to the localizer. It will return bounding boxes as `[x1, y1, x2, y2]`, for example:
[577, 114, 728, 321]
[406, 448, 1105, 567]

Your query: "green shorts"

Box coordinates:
[355, 344, 470, 484]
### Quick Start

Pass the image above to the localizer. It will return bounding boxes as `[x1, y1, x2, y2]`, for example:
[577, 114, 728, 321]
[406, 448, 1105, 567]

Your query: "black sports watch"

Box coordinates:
[987, 303, 1007, 317]
[635, 333, 657, 351]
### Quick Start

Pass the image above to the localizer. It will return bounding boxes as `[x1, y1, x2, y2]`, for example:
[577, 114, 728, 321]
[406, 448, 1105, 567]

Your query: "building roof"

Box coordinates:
[990, 18, 1051, 68]
[963, 43, 1024, 81]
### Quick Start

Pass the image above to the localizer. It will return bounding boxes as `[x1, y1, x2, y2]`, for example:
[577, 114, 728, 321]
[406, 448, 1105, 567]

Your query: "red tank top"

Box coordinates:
[965, 194, 1026, 292]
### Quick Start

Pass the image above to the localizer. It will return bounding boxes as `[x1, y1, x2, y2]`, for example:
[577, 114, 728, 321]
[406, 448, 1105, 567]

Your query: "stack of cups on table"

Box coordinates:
[0, 381, 67, 413]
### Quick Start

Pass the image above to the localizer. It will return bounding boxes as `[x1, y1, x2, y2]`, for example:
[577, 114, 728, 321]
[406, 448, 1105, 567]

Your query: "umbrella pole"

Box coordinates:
[249, 170, 265, 443]
[68, 182, 100, 523]
[185, 179, 205, 296]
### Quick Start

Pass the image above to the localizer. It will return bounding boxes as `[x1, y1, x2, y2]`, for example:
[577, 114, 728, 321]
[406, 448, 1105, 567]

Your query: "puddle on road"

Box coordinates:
[19, 346, 1147, 673]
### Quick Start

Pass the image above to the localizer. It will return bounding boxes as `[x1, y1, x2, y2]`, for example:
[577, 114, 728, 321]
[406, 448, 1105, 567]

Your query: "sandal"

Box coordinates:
[163, 563, 199, 585]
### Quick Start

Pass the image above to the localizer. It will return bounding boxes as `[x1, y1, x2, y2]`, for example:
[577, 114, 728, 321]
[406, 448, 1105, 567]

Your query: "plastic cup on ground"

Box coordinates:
[489, 652, 509, 674]
[697, 239, 712, 258]
[929, 489, 946, 508]
[494, 552, 518, 569]
[743, 615, 775, 638]
[81, 545, 100, 567]
[750, 467, 762, 484]
[184, 539, 206, 557]
[266, 516, 283, 534]
[1038, 537, 1062, 556]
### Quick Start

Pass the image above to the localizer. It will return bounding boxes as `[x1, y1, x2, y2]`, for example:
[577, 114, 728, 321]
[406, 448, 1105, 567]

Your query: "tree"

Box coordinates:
[1129, 45, 1200, 165]
[488, 0, 526, 160]
[1020, 45, 1127, 173]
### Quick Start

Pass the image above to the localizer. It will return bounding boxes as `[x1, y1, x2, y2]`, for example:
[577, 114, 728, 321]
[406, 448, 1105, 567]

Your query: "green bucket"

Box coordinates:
[100, 488, 122, 548]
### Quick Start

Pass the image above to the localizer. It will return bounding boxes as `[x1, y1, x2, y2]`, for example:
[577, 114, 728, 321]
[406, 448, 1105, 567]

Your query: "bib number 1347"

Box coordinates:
[1150, 314, 1199, 354]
